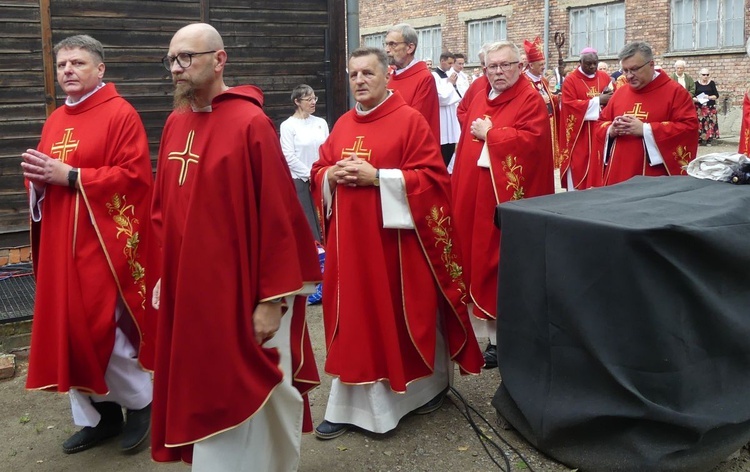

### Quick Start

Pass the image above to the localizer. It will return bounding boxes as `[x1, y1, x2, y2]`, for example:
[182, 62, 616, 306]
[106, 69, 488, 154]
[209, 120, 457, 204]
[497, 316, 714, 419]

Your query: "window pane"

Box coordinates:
[722, 0, 745, 46]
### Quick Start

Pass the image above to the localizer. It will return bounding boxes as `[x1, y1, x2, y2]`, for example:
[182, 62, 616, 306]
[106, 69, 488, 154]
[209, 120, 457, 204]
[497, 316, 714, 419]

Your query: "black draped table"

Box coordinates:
[492, 176, 750, 472]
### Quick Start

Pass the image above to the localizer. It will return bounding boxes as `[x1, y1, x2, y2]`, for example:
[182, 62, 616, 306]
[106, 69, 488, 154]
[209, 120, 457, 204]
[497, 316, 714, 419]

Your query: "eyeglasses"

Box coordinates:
[162, 51, 216, 71]
[300, 96, 318, 103]
[486, 61, 520, 73]
[701, 74, 709, 76]
[621, 61, 650, 75]
[383, 41, 407, 49]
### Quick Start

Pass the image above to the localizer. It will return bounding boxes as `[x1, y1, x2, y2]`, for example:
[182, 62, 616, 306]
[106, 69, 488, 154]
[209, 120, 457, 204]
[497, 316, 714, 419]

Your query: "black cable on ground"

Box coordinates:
[448, 386, 537, 472]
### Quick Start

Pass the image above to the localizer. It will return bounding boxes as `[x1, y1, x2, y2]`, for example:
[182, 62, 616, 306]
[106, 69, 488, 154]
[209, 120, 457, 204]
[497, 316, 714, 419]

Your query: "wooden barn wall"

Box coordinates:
[0, 0, 346, 244]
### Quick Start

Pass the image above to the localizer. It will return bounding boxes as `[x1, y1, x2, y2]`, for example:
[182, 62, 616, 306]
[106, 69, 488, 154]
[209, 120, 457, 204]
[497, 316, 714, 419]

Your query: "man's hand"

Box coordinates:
[331, 155, 377, 187]
[253, 301, 283, 345]
[599, 90, 613, 106]
[21, 149, 74, 191]
[610, 114, 644, 138]
[470, 117, 493, 141]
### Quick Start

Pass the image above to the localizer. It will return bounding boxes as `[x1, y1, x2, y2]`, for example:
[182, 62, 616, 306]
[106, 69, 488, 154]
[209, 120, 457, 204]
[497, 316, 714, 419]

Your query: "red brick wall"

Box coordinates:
[0, 247, 31, 266]
[360, 0, 750, 107]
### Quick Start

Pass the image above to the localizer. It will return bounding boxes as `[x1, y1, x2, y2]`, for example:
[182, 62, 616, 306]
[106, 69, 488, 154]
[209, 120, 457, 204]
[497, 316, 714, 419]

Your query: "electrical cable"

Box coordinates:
[448, 386, 537, 472]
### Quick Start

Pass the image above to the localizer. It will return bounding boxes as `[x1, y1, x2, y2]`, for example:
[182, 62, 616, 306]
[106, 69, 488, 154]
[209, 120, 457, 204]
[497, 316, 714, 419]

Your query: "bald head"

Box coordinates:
[172, 23, 224, 51]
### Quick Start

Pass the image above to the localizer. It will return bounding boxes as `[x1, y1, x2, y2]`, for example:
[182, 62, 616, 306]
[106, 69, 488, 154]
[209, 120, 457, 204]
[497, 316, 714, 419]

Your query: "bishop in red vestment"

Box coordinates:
[595, 42, 698, 185]
[310, 47, 482, 440]
[150, 24, 320, 471]
[452, 41, 555, 368]
[385, 23, 441, 143]
[559, 48, 613, 190]
[524, 37, 562, 167]
[22, 35, 153, 454]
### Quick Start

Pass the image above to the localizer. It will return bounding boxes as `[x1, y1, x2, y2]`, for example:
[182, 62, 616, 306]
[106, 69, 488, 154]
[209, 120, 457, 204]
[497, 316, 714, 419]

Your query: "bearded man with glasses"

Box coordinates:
[451, 41, 555, 371]
[150, 23, 321, 471]
[595, 41, 698, 185]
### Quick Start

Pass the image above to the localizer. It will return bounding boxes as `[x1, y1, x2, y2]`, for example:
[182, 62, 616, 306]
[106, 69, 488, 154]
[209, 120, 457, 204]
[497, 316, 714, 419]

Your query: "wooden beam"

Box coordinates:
[38, 0, 56, 117]
[200, 0, 209, 23]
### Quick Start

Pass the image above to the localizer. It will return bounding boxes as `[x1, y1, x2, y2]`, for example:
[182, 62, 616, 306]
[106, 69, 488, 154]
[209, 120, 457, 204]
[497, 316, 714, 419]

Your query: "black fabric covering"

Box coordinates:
[491, 176, 750, 472]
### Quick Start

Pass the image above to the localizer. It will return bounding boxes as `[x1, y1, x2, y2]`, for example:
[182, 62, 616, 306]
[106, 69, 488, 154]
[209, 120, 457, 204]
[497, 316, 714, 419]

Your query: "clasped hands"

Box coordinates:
[21, 149, 74, 192]
[328, 154, 378, 189]
[609, 114, 644, 138]
[471, 116, 493, 141]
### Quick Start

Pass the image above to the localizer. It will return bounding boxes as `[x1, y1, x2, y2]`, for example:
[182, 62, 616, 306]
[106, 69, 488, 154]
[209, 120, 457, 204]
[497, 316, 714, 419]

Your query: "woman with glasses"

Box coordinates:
[279, 84, 329, 241]
[693, 68, 720, 145]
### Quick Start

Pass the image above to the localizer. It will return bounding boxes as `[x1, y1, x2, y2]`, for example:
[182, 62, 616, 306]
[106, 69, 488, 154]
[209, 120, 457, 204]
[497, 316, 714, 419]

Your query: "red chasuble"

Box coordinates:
[310, 92, 482, 392]
[596, 71, 698, 185]
[150, 86, 321, 463]
[452, 77, 555, 321]
[526, 73, 562, 167]
[388, 61, 441, 143]
[559, 69, 612, 189]
[26, 83, 153, 395]
[457, 74, 488, 129]
[739, 92, 750, 155]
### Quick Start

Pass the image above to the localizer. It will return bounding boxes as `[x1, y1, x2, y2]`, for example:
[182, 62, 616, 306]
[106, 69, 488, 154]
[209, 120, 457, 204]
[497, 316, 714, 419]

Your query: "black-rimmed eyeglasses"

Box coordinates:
[162, 51, 216, 71]
[622, 61, 650, 75]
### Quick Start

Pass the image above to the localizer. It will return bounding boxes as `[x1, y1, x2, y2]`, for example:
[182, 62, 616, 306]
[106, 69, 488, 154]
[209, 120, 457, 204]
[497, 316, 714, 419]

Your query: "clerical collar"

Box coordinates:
[578, 66, 596, 79]
[66, 82, 106, 106]
[355, 90, 393, 115]
[525, 70, 542, 82]
[394, 57, 419, 75]
[191, 104, 213, 113]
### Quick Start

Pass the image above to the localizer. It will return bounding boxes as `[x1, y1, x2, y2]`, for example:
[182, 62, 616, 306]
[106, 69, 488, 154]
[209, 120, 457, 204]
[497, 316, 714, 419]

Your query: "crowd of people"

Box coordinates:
[19, 20, 750, 472]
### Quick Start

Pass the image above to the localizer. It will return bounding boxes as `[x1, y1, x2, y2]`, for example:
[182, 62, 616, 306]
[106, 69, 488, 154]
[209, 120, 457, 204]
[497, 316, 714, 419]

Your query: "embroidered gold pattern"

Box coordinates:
[51, 128, 79, 163]
[672, 145, 692, 172]
[743, 128, 750, 152]
[586, 86, 600, 98]
[340, 136, 372, 161]
[624, 103, 649, 121]
[425, 206, 465, 294]
[106, 194, 146, 307]
[502, 155, 525, 200]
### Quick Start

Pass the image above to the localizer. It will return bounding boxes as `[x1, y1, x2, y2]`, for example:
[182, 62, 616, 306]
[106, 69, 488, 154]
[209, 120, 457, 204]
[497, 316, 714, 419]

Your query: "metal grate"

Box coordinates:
[0, 263, 35, 324]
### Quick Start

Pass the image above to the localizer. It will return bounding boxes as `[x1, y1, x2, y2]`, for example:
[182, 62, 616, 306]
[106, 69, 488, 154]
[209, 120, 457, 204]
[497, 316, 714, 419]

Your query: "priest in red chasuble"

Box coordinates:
[310, 47, 483, 440]
[451, 41, 555, 370]
[384, 23, 441, 143]
[559, 47, 613, 190]
[149, 23, 321, 471]
[595, 41, 698, 185]
[21, 35, 153, 454]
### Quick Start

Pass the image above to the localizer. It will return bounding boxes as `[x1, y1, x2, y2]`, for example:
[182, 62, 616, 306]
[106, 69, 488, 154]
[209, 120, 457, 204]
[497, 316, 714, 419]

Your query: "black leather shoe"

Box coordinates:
[413, 389, 446, 415]
[121, 403, 151, 452]
[62, 401, 124, 454]
[483, 343, 498, 369]
[314, 420, 350, 440]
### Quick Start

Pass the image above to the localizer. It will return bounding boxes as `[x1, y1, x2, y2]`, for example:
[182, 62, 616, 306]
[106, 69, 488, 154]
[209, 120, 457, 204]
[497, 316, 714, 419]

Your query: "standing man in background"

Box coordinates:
[524, 37, 561, 167]
[432, 51, 462, 166]
[453, 53, 471, 97]
[595, 41, 698, 185]
[558, 47, 612, 190]
[384, 23, 440, 143]
[21, 34, 153, 455]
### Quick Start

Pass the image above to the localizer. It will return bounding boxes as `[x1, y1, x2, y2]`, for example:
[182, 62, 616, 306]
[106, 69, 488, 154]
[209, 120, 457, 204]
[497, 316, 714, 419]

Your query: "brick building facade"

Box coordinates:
[359, 0, 750, 108]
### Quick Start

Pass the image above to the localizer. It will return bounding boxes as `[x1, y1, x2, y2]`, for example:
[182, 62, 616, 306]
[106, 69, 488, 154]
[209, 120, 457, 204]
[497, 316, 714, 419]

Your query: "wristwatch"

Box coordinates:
[67, 168, 79, 189]
[373, 169, 380, 187]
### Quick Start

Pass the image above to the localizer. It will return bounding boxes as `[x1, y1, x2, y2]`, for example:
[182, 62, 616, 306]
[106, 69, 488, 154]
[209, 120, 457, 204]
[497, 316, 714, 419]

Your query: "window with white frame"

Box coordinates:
[569, 3, 625, 57]
[362, 33, 386, 49]
[672, 0, 745, 50]
[416, 26, 442, 64]
[467, 17, 507, 64]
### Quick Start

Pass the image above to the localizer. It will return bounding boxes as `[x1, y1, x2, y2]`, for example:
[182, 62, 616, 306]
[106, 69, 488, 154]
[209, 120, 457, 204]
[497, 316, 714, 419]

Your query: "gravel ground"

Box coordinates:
[0, 140, 747, 472]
